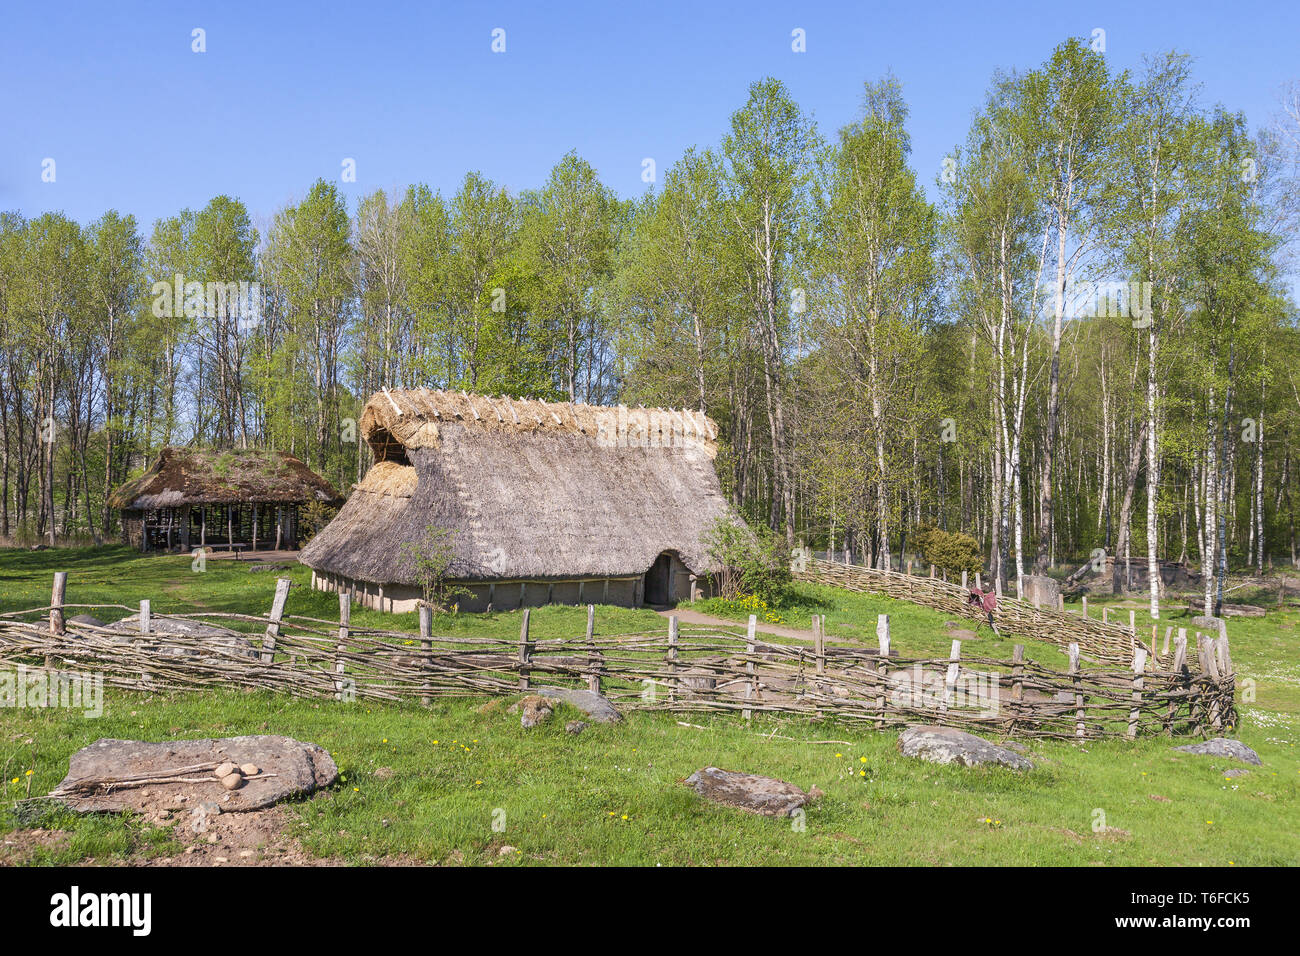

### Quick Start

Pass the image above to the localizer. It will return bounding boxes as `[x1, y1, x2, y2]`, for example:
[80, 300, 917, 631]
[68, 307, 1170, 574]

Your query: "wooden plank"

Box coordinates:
[261, 577, 291, 664]
[139, 599, 151, 635]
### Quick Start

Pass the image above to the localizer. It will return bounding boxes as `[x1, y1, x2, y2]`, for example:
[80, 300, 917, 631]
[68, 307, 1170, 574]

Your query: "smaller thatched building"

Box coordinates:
[111, 447, 341, 553]
[300, 389, 735, 612]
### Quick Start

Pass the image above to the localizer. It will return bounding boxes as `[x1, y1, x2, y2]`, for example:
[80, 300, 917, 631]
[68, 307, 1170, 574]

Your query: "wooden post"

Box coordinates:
[261, 577, 290, 664]
[1102, 605, 1110, 625]
[1069, 643, 1085, 738]
[1127, 648, 1147, 739]
[1201, 634, 1222, 732]
[334, 592, 350, 701]
[50, 571, 67, 636]
[929, 564, 935, 579]
[1162, 625, 1173, 657]
[1081, 595, 1088, 619]
[667, 615, 679, 703]
[1009, 644, 1025, 731]
[417, 603, 433, 706]
[139, 599, 151, 635]
[1128, 609, 1136, 633]
[585, 605, 600, 693]
[975, 571, 981, 590]
[516, 608, 532, 690]
[1168, 634, 1188, 735]
[876, 615, 890, 728]
[1058, 592, 1065, 612]
[940, 639, 961, 713]
[961, 570, 968, 589]
[813, 614, 826, 715]
[742, 614, 757, 720]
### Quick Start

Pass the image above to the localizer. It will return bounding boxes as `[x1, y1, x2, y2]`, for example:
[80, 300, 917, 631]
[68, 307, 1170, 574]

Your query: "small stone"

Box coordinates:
[513, 695, 553, 728]
[215, 762, 237, 778]
[565, 721, 588, 735]
[685, 767, 818, 817]
[206, 834, 219, 844]
[239, 763, 260, 776]
[898, 725, 1034, 770]
[220, 772, 243, 790]
[214, 856, 228, 863]
[374, 766, 394, 780]
[239, 849, 255, 858]
[1223, 768, 1251, 778]
[498, 845, 516, 856]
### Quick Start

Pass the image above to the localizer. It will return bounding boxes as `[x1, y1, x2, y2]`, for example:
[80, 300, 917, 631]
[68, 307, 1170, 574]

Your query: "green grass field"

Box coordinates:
[1, 546, 1297, 866]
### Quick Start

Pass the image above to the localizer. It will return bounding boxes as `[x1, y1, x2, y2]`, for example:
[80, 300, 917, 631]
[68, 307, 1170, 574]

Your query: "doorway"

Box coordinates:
[644, 552, 674, 606]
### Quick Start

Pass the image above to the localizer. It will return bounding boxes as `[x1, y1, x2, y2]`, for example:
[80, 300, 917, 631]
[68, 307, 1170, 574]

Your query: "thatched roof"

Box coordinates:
[299, 389, 733, 583]
[109, 447, 341, 511]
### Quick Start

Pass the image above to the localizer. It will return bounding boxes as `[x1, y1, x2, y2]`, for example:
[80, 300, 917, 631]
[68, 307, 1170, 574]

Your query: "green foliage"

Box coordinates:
[399, 525, 472, 612]
[911, 525, 983, 576]
[702, 514, 792, 604]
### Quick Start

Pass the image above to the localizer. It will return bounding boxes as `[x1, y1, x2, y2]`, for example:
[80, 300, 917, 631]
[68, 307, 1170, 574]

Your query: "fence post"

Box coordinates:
[1200, 633, 1223, 732]
[139, 599, 150, 635]
[667, 615, 679, 704]
[1168, 634, 1188, 735]
[1011, 644, 1025, 702]
[585, 604, 600, 694]
[940, 639, 960, 713]
[961, 570, 968, 590]
[876, 615, 890, 728]
[742, 614, 757, 720]
[929, 564, 935, 579]
[975, 571, 982, 590]
[1081, 595, 1088, 619]
[1162, 625, 1173, 657]
[261, 577, 290, 664]
[50, 572, 67, 636]
[813, 614, 826, 716]
[335, 592, 350, 701]
[1128, 609, 1136, 634]
[419, 603, 433, 706]
[518, 608, 532, 691]
[1127, 648, 1147, 739]
[1069, 643, 1085, 738]
[1215, 635, 1234, 728]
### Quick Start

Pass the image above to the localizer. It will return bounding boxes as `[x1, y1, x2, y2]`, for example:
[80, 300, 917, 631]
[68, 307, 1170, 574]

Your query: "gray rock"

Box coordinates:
[531, 685, 623, 723]
[1191, 615, 1228, 640]
[104, 615, 258, 660]
[67, 614, 106, 628]
[685, 767, 820, 817]
[1021, 574, 1061, 609]
[947, 629, 979, 642]
[509, 695, 553, 728]
[1173, 737, 1261, 765]
[1222, 768, 1251, 778]
[51, 735, 338, 814]
[898, 725, 1034, 770]
[565, 720, 588, 735]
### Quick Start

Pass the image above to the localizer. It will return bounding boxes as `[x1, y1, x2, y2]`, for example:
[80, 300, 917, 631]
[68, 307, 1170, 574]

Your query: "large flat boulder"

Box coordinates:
[898, 725, 1033, 770]
[1021, 574, 1061, 609]
[49, 735, 338, 814]
[530, 686, 622, 723]
[1173, 738, 1261, 765]
[685, 767, 820, 817]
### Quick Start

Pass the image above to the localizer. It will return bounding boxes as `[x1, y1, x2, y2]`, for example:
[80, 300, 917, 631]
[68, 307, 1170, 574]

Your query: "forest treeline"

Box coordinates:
[2, 38, 1299, 618]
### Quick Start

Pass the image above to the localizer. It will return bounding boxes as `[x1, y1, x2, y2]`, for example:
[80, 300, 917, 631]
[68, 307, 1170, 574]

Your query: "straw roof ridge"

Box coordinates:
[358, 388, 720, 458]
[109, 446, 342, 511]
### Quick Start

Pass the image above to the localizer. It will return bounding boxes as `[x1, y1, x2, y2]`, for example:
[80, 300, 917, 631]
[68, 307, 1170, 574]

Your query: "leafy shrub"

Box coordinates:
[400, 525, 472, 612]
[702, 515, 793, 605]
[910, 525, 982, 576]
[299, 501, 338, 544]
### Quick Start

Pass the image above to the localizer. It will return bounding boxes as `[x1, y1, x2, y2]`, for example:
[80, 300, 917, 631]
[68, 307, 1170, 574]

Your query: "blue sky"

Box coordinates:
[2, 0, 1297, 234]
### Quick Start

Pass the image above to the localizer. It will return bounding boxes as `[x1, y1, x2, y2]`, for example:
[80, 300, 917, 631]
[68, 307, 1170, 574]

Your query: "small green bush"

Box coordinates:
[911, 525, 982, 576]
[702, 515, 792, 605]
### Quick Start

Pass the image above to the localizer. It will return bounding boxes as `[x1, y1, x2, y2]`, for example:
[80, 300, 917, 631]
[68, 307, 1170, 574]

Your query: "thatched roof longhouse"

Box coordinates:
[300, 389, 733, 610]
[109, 447, 341, 511]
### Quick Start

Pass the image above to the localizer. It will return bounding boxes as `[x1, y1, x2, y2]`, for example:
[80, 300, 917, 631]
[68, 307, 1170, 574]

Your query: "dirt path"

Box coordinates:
[656, 607, 818, 643]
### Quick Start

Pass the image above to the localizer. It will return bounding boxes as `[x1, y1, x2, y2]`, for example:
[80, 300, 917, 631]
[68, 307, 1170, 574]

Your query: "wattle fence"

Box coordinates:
[0, 571, 1236, 739]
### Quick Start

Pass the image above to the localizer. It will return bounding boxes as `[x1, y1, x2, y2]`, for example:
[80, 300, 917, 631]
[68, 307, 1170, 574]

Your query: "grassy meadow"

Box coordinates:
[1, 546, 1297, 865]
